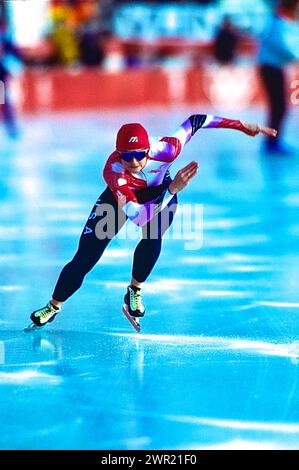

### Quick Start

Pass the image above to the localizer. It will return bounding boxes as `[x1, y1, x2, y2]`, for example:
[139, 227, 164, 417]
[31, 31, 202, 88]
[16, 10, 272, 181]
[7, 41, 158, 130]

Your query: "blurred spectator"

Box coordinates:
[258, 0, 299, 154]
[214, 16, 241, 65]
[50, 3, 80, 66]
[48, 0, 112, 67]
[0, 17, 22, 138]
[79, 23, 105, 67]
[78, 10, 108, 67]
[124, 42, 145, 68]
[51, 20, 79, 65]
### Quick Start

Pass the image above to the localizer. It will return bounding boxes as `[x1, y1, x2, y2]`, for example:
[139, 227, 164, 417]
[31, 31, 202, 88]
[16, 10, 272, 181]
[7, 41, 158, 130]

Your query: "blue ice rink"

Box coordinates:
[0, 107, 299, 450]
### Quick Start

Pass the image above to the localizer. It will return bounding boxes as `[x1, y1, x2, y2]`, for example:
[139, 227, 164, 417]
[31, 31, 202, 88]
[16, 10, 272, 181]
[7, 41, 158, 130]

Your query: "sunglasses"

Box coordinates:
[119, 150, 148, 162]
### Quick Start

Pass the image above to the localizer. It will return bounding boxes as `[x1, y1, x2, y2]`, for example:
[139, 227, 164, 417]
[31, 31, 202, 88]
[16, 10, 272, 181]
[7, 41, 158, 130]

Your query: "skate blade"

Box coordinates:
[24, 323, 44, 333]
[122, 305, 141, 333]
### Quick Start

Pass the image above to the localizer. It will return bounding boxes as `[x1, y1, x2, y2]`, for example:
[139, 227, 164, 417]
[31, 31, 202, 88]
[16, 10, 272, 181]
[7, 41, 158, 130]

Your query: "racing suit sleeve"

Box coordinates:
[170, 114, 261, 150]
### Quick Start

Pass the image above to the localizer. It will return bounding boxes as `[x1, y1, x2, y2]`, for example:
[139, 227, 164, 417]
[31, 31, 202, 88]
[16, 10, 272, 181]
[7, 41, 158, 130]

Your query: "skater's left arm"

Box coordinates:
[167, 114, 277, 152]
[126, 161, 200, 226]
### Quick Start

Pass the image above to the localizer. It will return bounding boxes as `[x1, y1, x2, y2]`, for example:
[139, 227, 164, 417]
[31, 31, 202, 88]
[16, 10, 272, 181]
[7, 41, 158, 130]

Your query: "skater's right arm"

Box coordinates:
[155, 115, 276, 165]
[171, 115, 277, 149]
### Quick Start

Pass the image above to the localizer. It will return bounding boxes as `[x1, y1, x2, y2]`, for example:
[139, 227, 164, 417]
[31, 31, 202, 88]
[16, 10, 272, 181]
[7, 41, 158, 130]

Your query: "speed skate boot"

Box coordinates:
[122, 286, 145, 332]
[25, 302, 61, 331]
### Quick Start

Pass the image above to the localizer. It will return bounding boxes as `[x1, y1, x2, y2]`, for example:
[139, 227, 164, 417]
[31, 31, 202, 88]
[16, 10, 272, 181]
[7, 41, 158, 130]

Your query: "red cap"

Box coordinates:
[116, 123, 150, 152]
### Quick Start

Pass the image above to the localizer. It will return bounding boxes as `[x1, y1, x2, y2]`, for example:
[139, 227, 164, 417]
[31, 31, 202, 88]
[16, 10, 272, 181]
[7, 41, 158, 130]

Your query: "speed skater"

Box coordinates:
[27, 114, 276, 332]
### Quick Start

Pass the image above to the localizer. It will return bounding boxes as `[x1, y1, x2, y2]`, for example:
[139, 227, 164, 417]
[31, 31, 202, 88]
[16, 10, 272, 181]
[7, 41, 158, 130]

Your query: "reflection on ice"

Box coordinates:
[0, 285, 25, 292]
[190, 439, 293, 450]
[258, 301, 299, 308]
[165, 415, 299, 433]
[204, 215, 259, 229]
[110, 333, 299, 358]
[205, 234, 269, 247]
[181, 253, 274, 265]
[199, 289, 248, 297]
[0, 370, 62, 384]
[224, 265, 271, 272]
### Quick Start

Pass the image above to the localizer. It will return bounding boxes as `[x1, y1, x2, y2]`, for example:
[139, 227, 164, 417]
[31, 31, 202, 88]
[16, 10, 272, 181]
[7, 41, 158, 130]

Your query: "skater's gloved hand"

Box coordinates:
[169, 161, 199, 195]
[241, 122, 278, 138]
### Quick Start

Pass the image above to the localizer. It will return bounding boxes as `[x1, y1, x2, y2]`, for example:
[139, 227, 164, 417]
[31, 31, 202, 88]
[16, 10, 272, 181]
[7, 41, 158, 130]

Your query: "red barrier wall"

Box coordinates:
[18, 66, 299, 113]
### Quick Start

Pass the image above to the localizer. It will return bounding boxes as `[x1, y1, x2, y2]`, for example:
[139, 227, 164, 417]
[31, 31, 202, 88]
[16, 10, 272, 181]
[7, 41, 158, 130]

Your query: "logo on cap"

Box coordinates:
[116, 123, 150, 151]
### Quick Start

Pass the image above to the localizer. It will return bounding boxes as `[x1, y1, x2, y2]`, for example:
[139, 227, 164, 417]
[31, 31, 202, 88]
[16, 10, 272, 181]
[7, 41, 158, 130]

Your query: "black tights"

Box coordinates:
[53, 187, 177, 302]
[259, 65, 287, 143]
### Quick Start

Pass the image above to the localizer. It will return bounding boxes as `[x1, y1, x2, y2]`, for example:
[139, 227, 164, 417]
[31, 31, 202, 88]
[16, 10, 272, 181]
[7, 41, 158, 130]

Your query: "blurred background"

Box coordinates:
[0, 0, 297, 114]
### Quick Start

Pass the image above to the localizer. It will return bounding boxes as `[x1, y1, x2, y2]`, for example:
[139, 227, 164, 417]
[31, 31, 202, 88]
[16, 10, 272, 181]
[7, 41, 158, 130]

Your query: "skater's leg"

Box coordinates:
[131, 239, 162, 285]
[53, 187, 126, 302]
[124, 195, 177, 318]
[50, 298, 63, 309]
[130, 277, 143, 289]
[52, 236, 112, 302]
[259, 65, 287, 148]
[132, 194, 178, 283]
[29, 188, 126, 326]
